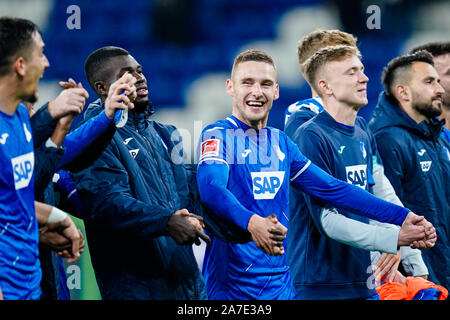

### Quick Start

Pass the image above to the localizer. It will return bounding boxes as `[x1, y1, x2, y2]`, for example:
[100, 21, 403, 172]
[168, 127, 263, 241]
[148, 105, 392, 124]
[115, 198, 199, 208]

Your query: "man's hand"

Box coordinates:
[55, 229, 85, 261]
[166, 209, 211, 246]
[48, 79, 89, 120]
[410, 217, 436, 249]
[104, 72, 137, 121]
[247, 214, 287, 256]
[373, 250, 402, 285]
[39, 226, 85, 261]
[398, 212, 436, 249]
[41, 217, 84, 263]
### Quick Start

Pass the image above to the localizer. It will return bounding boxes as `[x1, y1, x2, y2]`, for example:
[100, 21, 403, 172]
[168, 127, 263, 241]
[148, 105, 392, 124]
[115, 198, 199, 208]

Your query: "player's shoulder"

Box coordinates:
[290, 116, 328, 149]
[298, 114, 324, 134]
[266, 125, 289, 141]
[202, 117, 236, 133]
[286, 97, 323, 115]
[16, 103, 30, 119]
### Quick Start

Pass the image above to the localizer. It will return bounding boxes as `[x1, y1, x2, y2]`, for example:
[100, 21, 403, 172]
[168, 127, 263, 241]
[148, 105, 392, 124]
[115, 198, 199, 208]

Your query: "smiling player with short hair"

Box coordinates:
[196, 48, 434, 300]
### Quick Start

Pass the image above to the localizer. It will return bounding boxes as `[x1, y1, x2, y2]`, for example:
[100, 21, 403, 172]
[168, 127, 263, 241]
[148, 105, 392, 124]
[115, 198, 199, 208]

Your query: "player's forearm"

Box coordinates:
[30, 102, 58, 148]
[34, 201, 67, 225]
[49, 120, 71, 147]
[80, 189, 173, 238]
[60, 110, 112, 167]
[320, 207, 399, 254]
[197, 162, 254, 230]
[293, 162, 410, 225]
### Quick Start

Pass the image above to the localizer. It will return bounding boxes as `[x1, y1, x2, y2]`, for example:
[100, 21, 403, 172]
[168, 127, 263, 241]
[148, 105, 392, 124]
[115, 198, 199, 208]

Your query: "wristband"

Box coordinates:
[48, 206, 68, 223]
[45, 137, 58, 148]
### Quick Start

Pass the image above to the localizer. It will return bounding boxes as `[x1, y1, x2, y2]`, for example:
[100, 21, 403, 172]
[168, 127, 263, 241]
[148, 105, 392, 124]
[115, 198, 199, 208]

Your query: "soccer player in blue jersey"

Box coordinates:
[284, 29, 358, 138]
[0, 17, 87, 300]
[196, 49, 436, 300]
[285, 29, 429, 287]
[288, 45, 431, 299]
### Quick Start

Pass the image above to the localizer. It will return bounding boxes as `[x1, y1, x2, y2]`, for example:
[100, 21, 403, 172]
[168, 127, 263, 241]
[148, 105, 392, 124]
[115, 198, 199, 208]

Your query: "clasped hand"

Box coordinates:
[247, 214, 287, 256]
[398, 212, 436, 249]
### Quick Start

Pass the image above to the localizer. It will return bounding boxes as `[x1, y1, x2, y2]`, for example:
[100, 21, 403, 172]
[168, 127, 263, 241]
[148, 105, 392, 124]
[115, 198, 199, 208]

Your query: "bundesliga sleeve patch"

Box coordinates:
[200, 138, 220, 160]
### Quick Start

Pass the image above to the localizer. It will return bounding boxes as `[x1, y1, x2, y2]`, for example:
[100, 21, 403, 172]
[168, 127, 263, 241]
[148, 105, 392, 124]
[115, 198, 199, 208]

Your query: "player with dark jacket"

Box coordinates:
[369, 51, 450, 290]
[73, 47, 209, 300]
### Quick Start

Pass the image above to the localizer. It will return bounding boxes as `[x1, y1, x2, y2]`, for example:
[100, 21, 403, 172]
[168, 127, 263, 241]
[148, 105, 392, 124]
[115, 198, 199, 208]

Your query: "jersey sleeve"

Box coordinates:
[290, 125, 409, 226]
[292, 161, 410, 226]
[60, 110, 113, 168]
[197, 125, 229, 166]
[286, 133, 314, 182]
[196, 125, 255, 230]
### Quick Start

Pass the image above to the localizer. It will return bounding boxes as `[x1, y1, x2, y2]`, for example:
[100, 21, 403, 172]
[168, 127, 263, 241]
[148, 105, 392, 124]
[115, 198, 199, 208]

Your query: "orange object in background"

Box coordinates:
[377, 276, 448, 300]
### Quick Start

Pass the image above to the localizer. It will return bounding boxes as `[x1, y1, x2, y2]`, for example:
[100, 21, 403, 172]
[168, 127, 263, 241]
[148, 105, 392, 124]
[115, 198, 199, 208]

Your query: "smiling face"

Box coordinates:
[227, 61, 279, 129]
[101, 54, 149, 111]
[320, 54, 369, 108]
[20, 31, 50, 103]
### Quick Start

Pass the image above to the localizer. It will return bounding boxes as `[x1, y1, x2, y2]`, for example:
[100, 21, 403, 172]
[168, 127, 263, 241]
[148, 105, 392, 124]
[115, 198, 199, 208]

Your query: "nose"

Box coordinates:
[133, 71, 145, 84]
[251, 83, 263, 97]
[435, 82, 445, 95]
[43, 54, 50, 69]
[359, 71, 369, 83]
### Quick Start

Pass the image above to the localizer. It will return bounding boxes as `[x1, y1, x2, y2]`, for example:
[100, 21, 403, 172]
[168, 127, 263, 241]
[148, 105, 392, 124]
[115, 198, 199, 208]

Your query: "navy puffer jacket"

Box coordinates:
[369, 92, 450, 290]
[73, 99, 206, 300]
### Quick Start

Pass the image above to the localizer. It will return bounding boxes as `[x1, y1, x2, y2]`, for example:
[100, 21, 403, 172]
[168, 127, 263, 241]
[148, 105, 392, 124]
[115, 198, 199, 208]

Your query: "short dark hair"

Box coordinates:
[231, 49, 276, 78]
[0, 16, 40, 76]
[84, 46, 130, 91]
[381, 50, 434, 104]
[409, 41, 450, 57]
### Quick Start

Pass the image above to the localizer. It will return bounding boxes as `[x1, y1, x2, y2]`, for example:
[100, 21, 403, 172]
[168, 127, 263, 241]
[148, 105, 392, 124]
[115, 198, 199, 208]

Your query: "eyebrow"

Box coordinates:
[120, 65, 142, 72]
[422, 75, 439, 82]
[345, 65, 364, 73]
[241, 77, 274, 84]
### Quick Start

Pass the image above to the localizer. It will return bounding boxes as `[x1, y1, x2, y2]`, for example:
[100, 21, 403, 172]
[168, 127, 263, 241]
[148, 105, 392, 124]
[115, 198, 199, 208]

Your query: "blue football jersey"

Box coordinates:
[197, 115, 409, 300]
[197, 115, 310, 299]
[288, 110, 379, 299]
[0, 104, 41, 300]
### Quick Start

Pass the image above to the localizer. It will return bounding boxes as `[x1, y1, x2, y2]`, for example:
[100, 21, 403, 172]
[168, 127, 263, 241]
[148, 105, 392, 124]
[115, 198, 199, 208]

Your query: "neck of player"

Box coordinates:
[323, 99, 359, 126]
[0, 79, 21, 115]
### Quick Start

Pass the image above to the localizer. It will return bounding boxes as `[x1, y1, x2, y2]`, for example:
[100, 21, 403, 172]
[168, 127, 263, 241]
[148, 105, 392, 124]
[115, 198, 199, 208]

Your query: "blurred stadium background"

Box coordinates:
[1, 0, 449, 300]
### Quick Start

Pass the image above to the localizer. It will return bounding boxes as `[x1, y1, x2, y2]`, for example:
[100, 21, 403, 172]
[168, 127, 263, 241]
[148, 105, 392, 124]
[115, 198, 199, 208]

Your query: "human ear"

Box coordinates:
[13, 57, 26, 77]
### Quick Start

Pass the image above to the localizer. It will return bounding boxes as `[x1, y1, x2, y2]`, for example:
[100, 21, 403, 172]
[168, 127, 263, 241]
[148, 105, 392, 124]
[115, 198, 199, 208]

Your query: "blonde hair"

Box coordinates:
[297, 29, 357, 75]
[303, 45, 361, 95]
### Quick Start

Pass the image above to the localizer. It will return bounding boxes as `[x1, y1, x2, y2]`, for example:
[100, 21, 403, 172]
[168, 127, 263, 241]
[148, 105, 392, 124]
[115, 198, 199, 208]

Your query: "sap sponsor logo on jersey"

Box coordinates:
[251, 171, 284, 199]
[345, 164, 367, 189]
[11, 151, 34, 190]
